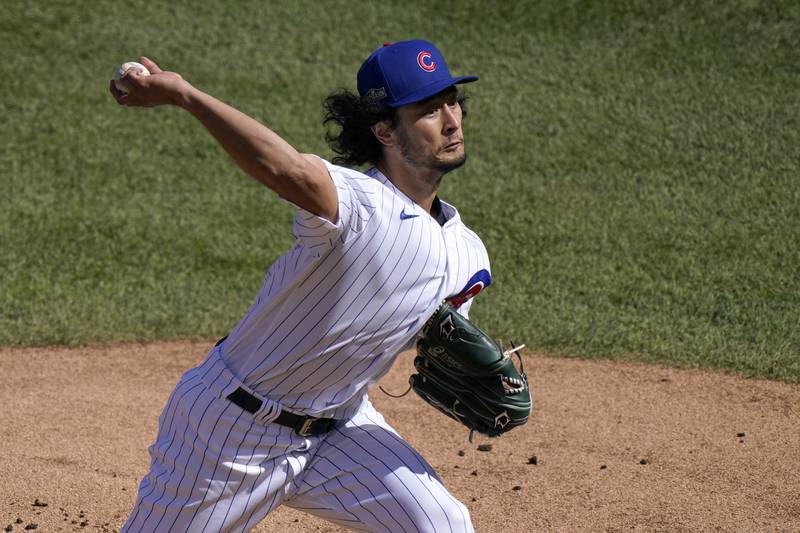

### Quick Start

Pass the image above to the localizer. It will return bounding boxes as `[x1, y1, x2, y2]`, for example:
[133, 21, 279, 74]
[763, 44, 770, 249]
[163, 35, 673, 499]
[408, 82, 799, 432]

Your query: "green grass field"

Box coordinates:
[2, 1, 799, 382]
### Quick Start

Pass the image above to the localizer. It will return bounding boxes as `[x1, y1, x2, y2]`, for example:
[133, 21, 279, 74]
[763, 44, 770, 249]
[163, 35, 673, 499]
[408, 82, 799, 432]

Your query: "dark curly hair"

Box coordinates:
[323, 90, 468, 167]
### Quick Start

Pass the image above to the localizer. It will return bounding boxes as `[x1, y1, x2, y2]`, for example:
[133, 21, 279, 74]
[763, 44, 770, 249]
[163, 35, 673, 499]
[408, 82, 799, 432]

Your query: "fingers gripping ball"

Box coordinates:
[410, 302, 532, 438]
[112, 61, 151, 94]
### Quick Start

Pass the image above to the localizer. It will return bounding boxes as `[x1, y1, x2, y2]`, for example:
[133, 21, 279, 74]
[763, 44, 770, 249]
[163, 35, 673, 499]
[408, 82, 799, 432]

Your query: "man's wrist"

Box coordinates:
[171, 80, 197, 109]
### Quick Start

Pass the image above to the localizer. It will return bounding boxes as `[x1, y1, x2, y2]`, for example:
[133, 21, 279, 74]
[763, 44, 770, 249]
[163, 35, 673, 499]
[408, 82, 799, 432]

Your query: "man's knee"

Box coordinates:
[408, 496, 473, 533]
[446, 499, 473, 533]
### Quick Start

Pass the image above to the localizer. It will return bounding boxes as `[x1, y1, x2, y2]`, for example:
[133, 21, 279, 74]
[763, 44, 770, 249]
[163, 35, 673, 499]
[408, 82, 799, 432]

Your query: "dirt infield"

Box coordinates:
[1, 340, 798, 532]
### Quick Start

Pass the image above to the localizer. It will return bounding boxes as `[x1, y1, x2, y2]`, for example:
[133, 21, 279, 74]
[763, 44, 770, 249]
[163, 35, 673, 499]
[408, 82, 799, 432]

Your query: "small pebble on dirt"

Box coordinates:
[470, 470, 479, 476]
[5, 525, 13, 532]
[477, 444, 493, 452]
[23, 525, 37, 531]
[457, 450, 465, 457]
[32, 499, 47, 508]
[527, 455, 538, 465]
[471, 497, 477, 502]
[600, 464, 608, 469]
[736, 432, 746, 438]
[639, 459, 649, 465]
[80, 521, 89, 527]
[512, 485, 522, 491]
[14, 520, 21, 525]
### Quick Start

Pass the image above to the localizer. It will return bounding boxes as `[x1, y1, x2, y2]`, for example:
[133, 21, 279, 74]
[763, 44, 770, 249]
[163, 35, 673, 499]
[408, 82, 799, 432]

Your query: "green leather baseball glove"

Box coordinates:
[410, 302, 532, 438]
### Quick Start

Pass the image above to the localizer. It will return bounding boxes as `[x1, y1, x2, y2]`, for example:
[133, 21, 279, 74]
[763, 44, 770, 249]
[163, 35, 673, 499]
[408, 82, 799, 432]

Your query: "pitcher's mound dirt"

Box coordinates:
[1, 341, 798, 532]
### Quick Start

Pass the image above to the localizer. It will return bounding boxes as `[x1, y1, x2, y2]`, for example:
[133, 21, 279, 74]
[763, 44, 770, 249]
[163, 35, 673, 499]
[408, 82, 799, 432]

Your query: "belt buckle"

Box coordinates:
[296, 417, 316, 437]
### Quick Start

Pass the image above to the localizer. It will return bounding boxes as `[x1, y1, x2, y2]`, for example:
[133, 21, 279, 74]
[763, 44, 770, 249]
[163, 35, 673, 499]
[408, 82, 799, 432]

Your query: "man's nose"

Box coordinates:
[441, 106, 460, 134]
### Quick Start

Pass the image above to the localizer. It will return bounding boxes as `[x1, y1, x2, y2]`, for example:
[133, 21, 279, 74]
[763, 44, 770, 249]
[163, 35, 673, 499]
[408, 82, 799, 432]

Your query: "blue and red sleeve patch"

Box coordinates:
[445, 269, 492, 309]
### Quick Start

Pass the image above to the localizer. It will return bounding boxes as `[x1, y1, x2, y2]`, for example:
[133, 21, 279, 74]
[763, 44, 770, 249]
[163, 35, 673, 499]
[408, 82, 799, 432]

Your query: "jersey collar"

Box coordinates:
[366, 167, 461, 226]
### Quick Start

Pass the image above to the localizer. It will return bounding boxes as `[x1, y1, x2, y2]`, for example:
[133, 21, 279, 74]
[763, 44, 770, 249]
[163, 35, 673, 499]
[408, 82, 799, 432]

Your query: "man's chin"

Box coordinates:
[435, 152, 467, 174]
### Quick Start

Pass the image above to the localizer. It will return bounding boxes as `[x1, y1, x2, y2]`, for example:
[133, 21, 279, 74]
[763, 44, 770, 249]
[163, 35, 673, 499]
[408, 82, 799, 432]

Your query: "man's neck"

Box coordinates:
[376, 161, 442, 215]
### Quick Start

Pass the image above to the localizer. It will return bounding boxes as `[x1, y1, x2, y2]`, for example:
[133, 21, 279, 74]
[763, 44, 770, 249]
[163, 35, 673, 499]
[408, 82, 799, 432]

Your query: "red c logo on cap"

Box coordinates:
[417, 51, 436, 72]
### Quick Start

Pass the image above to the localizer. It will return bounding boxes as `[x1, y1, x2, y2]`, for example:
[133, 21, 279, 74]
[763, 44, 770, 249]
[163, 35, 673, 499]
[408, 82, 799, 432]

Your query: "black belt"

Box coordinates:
[216, 337, 336, 437]
[226, 387, 337, 436]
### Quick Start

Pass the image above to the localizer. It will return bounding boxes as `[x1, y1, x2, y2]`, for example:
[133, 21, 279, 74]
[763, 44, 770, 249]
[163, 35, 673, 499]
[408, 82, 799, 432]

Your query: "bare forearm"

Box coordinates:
[110, 57, 337, 220]
[175, 84, 307, 194]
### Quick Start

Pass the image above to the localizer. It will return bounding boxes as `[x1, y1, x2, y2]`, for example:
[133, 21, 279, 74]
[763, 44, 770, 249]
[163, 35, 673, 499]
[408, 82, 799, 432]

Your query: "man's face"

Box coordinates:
[392, 87, 466, 174]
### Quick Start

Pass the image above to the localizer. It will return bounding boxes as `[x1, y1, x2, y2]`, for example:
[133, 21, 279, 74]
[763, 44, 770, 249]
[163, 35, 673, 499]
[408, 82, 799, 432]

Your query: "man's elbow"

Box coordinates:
[257, 156, 338, 222]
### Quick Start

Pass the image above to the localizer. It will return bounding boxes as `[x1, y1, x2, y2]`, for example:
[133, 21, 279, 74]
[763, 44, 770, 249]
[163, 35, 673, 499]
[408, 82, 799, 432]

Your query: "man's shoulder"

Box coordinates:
[442, 202, 488, 249]
[460, 223, 486, 247]
[320, 160, 385, 194]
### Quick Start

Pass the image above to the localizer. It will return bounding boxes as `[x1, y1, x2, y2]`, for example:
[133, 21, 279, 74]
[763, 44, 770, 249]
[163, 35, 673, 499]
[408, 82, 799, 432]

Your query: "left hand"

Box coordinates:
[410, 302, 532, 438]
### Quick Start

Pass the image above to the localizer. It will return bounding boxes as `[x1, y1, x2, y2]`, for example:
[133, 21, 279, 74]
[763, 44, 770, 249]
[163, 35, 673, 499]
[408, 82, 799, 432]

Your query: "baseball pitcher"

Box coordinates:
[111, 39, 529, 533]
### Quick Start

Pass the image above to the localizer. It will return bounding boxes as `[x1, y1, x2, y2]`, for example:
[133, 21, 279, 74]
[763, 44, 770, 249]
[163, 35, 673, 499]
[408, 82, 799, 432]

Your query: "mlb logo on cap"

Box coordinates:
[357, 39, 479, 108]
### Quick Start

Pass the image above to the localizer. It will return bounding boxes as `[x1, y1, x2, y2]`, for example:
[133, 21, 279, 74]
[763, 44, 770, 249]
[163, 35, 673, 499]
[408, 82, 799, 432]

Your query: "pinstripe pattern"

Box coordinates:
[124, 160, 486, 531]
[223, 163, 489, 420]
[123, 350, 313, 533]
[286, 402, 472, 533]
[124, 350, 473, 532]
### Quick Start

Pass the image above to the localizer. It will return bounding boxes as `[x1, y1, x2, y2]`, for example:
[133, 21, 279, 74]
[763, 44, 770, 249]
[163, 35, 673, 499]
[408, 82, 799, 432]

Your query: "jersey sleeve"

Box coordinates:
[291, 159, 374, 254]
[446, 226, 493, 320]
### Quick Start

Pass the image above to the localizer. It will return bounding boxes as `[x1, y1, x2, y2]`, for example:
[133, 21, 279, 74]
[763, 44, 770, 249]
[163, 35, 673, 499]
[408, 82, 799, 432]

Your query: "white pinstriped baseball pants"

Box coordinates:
[122, 348, 473, 532]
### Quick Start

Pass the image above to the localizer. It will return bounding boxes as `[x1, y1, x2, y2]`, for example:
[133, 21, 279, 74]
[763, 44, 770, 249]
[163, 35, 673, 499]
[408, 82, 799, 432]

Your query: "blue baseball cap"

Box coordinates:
[357, 39, 478, 108]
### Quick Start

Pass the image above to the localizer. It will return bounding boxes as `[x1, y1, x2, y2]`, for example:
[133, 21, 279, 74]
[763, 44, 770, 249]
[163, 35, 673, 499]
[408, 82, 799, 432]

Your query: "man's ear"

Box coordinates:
[371, 120, 394, 147]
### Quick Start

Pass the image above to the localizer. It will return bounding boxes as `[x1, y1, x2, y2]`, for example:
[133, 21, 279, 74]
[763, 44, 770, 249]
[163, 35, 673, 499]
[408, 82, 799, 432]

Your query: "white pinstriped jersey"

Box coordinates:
[221, 160, 491, 419]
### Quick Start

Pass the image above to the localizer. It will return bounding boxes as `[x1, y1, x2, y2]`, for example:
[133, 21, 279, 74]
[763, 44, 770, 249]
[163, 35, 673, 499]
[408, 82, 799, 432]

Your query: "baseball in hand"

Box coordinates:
[112, 61, 151, 94]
